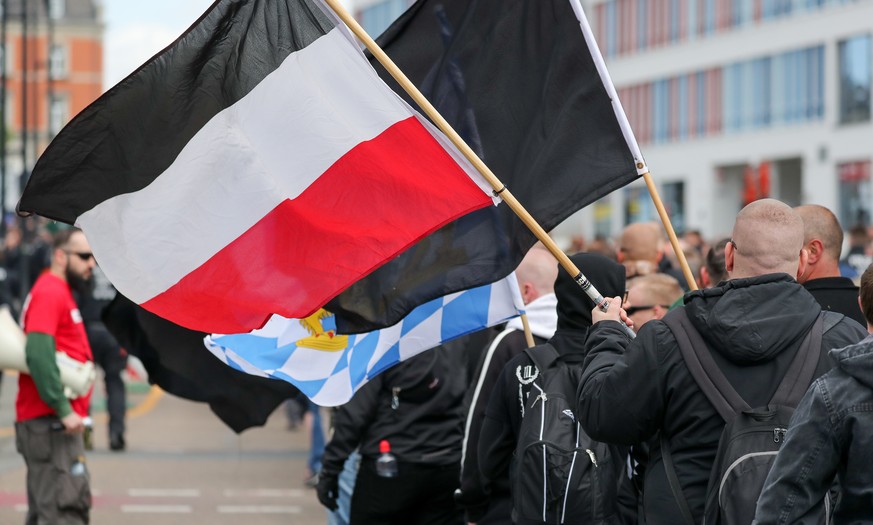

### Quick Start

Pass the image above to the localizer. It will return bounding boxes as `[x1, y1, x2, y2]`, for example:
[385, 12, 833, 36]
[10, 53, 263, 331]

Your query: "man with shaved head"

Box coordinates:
[795, 204, 864, 325]
[618, 222, 663, 278]
[577, 199, 866, 524]
[456, 246, 559, 524]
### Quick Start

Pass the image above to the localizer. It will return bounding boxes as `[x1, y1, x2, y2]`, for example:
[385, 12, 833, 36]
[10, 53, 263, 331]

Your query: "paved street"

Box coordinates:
[0, 370, 328, 524]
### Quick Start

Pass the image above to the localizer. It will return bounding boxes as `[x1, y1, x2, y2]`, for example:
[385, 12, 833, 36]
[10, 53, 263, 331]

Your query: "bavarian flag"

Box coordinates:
[17, 0, 494, 334]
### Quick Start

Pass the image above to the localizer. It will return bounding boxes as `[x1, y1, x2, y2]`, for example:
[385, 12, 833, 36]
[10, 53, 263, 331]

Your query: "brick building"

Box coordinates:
[1, 0, 103, 216]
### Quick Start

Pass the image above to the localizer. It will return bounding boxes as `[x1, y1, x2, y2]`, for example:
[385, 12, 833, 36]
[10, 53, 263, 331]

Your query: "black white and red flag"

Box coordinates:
[17, 0, 494, 334]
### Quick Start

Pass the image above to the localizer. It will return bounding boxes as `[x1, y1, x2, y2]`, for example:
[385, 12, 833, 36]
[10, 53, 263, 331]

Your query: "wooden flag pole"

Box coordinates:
[520, 313, 536, 348]
[642, 172, 699, 291]
[323, 0, 635, 337]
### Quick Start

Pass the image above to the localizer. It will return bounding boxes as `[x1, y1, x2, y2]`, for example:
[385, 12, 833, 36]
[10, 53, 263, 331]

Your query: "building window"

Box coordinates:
[838, 161, 872, 228]
[0, 41, 12, 75]
[48, 0, 65, 20]
[49, 95, 68, 137]
[49, 44, 67, 79]
[838, 34, 871, 124]
[624, 186, 656, 224]
[661, 181, 685, 234]
[358, 0, 409, 37]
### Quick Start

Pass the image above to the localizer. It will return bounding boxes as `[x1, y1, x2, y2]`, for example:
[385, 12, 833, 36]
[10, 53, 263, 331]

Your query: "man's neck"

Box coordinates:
[804, 261, 842, 282]
[48, 265, 67, 281]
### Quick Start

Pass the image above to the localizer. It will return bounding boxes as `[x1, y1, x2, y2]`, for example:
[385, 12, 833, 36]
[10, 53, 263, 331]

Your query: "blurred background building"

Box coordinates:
[347, 0, 872, 243]
[565, 0, 873, 241]
[0, 0, 104, 225]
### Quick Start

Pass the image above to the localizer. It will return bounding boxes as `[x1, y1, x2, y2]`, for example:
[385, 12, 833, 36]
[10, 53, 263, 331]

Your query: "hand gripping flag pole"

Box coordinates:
[322, 0, 636, 338]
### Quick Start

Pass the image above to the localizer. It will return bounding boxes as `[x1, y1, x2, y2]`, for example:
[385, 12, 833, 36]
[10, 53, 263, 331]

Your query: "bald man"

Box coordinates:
[578, 199, 866, 524]
[456, 247, 559, 525]
[795, 204, 864, 325]
[618, 222, 663, 278]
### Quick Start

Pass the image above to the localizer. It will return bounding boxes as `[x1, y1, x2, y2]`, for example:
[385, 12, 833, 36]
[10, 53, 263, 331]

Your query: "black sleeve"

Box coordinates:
[458, 331, 526, 520]
[577, 320, 667, 446]
[477, 363, 518, 486]
[320, 375, 383, 478]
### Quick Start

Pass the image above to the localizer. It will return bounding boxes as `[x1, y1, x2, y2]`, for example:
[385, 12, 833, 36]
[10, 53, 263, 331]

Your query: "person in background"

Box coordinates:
[76, 265, 128, 451]
[697, 237, 730, 289]
[623, 273, 684, 332]
[755, 263, 873, 523]
[16, 228, 95, 524]
[840, 224, 871, 280]
[795, 205, 865, 326]
[617, 222, 663, 279]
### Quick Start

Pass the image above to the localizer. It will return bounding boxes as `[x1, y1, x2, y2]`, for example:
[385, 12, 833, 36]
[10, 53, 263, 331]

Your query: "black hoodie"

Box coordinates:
[477, 253, 626, 514]
[578, 273, 867, 525]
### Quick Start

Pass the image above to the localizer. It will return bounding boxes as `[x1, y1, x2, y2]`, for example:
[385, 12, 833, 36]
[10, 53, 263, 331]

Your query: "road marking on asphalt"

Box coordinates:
[217, 505, 302, 514]
[223, 488, 304, 498]
[128, 488, 200, 497]
[121, 504, 193, 513]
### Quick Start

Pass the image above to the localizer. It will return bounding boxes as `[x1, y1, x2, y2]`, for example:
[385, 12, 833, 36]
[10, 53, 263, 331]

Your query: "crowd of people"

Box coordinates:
[9, 199, 873, 524]
[314, 199, 873, 524]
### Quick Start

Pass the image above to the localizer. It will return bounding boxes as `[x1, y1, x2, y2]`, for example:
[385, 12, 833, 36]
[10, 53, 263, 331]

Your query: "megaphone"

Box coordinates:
[0, 305, 96, 398]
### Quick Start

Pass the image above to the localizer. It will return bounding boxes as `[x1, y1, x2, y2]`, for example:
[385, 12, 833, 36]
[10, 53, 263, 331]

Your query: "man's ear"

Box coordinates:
[653, 304, 669, 320]
[521, 283, 538, 304]
[796, 247, 810, 281]
[805, 239, 824, 265]
[699, 267, 711, 288]
[725, 240, 735, 274]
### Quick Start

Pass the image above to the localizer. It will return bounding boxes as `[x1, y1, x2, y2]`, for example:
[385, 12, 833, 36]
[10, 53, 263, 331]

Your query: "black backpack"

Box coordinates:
[661, 309, 830, 525]
[513, 344, 618, 525]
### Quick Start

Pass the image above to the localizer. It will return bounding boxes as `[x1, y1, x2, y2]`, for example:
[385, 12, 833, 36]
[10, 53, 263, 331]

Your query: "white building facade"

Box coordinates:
[562, 0, 873, 241]
[347, 0, 872, 242]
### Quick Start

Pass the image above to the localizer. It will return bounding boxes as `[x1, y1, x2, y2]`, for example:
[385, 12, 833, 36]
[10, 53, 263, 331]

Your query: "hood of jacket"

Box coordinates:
[683, 273, 821, 365]
[550, 252, 625, 359]
[506, 293, 557, 340]
[830, 334, 873, 389]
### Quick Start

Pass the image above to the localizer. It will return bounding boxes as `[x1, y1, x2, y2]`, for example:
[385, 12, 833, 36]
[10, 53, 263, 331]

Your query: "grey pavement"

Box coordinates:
[0, 370, 329, 524]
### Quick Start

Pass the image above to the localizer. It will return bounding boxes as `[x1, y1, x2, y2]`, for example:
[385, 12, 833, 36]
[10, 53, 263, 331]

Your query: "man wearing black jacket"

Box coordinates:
[456, 247, 558, 524]
[795, 204, 865, 325]
[578, 199, 867, 524]
[478, 252, 632, 524]
[317, 344, 466, 525]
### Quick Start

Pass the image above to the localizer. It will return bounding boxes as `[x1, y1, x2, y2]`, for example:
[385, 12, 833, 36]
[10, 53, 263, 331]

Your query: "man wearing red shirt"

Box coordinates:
[16, 228, 95, 524]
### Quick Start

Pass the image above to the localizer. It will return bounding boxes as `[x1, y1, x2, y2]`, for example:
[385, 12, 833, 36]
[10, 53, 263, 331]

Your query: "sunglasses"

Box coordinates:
[66, 251, 95, 262]
[624, 305, 670, 316]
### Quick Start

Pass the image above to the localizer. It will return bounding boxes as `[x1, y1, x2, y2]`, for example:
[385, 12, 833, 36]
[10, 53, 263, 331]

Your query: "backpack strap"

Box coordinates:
[659, 308, 826, 525]
[770, 314, 823, 407]
[822, 310, 845, 334]
[660, 432, 696, 525]
[661, 308, 750, 421]
[523, 343, 560, 377]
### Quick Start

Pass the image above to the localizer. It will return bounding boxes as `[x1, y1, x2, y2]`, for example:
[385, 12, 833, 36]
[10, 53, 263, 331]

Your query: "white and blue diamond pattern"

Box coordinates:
[204, 274, 524, 406]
